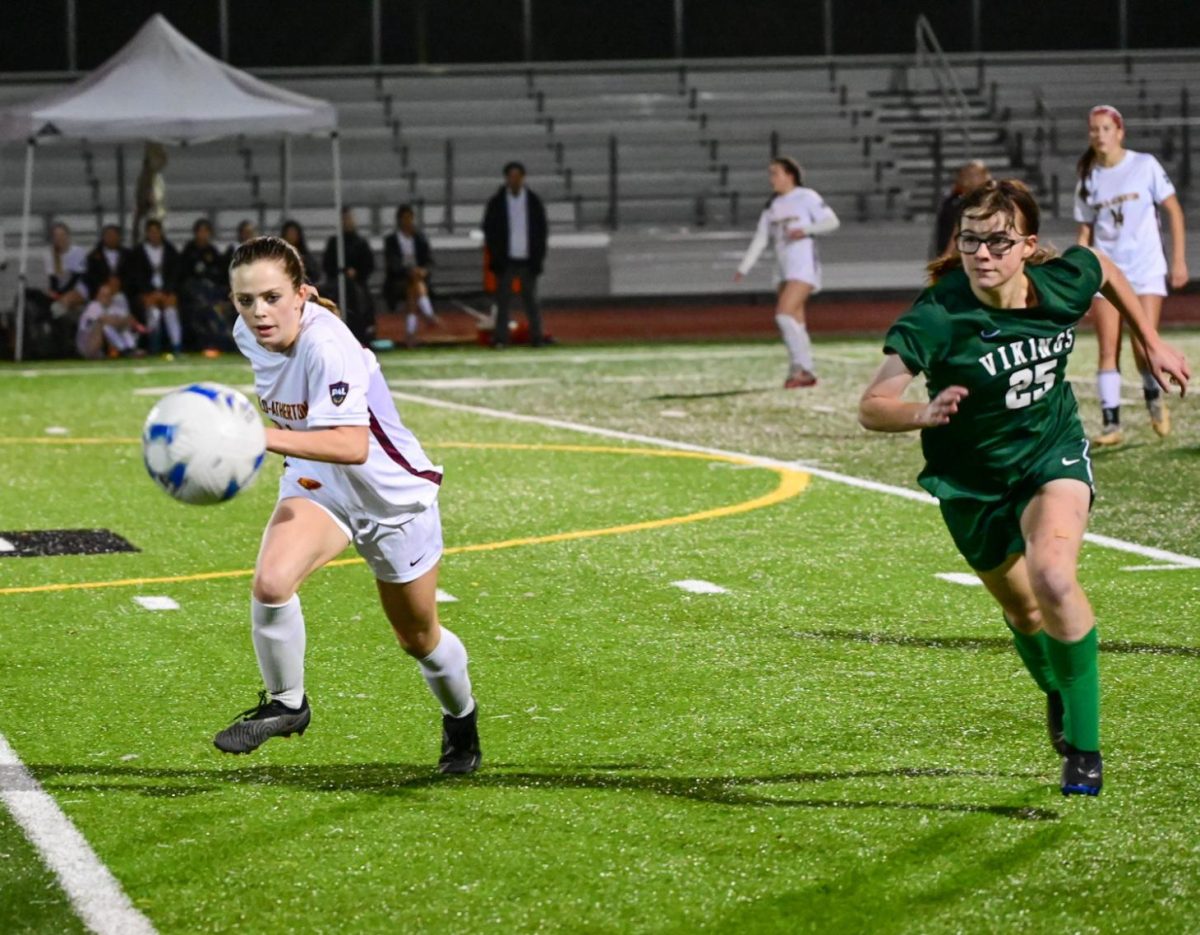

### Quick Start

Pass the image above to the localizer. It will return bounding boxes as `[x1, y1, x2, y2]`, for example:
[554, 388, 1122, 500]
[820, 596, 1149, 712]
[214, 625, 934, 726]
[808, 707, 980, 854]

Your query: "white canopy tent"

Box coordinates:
[0, 14, 344, 361]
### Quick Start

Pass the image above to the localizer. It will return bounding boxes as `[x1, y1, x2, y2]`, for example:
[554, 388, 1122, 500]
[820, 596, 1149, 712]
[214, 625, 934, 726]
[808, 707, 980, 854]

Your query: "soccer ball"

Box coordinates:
[142, 383, 267, 505]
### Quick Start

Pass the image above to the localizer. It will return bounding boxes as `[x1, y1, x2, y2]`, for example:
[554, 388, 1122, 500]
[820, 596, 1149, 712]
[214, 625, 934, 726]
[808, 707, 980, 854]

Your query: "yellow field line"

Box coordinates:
[0, 443, 808, 596]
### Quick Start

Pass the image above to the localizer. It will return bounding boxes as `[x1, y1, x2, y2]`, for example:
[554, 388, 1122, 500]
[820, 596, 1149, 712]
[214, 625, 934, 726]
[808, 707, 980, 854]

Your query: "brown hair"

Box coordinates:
[926, 178, 1057, 283]
[228, 235, 342, 317]
[1077, 104, 1124, 201]
[771, 156, 804, 188]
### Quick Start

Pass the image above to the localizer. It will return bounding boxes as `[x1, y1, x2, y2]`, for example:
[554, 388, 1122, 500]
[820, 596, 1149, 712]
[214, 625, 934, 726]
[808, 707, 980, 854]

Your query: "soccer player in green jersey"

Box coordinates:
[859, 179, 1190, 796]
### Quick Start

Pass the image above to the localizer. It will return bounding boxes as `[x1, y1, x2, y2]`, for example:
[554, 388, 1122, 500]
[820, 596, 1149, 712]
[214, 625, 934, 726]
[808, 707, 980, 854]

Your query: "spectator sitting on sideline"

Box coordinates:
[281, 219, 320, 280]
[383, 204, 437, 346]
[85, 224, 134, 308]
[179, 218, 235, 354]
[77, 280, 142, 359]
[323, 207, 376, 345]
[46, 222, 90, 323]
[131, 219, 182, 356]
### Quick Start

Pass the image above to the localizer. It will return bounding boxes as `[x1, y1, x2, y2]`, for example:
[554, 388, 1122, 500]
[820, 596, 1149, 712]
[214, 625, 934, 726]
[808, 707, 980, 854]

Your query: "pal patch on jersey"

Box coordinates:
[329, 381, 349, 406]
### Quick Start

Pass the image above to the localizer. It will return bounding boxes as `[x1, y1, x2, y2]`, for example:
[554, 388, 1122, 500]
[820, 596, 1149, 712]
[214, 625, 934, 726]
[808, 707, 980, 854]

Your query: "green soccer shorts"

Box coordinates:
[937, 437, 1094, 572]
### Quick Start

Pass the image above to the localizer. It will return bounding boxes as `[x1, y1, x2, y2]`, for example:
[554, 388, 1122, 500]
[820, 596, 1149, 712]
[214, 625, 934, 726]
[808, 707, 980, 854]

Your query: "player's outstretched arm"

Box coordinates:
[1092, 247, 1191, 395]
[266, 424, 370, 464]
[859, 354, 968, 432]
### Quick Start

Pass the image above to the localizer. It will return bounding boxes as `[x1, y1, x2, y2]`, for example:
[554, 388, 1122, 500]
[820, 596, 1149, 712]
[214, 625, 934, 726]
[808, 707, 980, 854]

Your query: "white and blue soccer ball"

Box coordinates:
[142, 383, 267, 505]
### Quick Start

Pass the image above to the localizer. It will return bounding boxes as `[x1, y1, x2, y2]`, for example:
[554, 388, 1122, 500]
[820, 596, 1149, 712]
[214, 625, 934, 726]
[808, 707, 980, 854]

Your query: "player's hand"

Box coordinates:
[1147, 339, 1191, 397]
[919, 386, 969, 426]
[787, 229, 809, 241]
[1169, 258, 1189, 291]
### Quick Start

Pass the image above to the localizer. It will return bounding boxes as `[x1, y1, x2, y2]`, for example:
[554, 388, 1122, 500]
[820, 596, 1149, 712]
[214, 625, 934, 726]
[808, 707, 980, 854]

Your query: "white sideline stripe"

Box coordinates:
[935, 572, 984, 587]
[672, 579, 729, 594]
[436, 589, 459, 602]
[388, 390, 1200, 568]
[133, 596, 179, 611]
[1121, 564, 1200, 572]
[0, 537, 14, 552]
[0, 734, 157, 935]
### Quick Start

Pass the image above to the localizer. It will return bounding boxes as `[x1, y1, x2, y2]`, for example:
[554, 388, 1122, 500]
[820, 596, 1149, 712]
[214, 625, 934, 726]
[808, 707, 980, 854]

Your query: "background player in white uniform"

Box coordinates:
[1074, 104, 1188, 444]
[735, 157, 840, 388]
[214, 236, 480, 774]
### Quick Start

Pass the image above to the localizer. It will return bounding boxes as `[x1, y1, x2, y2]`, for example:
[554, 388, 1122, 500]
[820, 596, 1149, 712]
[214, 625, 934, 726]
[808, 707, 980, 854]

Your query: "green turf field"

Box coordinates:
[2, 335, 1199, 933]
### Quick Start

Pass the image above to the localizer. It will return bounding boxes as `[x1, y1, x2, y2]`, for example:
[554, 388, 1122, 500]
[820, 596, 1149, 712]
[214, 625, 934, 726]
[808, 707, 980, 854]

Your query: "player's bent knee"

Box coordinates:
[252, 571, 302, 606]
[393, 621, 439, 657]
[1026, 562, 1078, 610]
[1005, 605, 1043, 634]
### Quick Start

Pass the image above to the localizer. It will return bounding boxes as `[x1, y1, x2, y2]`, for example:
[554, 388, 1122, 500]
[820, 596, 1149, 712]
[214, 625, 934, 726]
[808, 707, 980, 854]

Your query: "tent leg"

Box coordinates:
[14, 140, 35, 363]
[331, 132, 346, 313]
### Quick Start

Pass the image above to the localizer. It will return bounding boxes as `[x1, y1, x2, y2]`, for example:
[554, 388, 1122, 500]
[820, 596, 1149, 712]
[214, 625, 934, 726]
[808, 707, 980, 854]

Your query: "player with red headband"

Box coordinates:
[1075, 104, 1189, 445]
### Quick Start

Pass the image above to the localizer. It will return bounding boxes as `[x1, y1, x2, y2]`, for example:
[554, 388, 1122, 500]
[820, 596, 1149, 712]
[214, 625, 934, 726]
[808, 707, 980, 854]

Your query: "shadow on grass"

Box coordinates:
[12, 762, 1058, 821]
[646, 388, 771, 401]
[791, 628, 1200, 658]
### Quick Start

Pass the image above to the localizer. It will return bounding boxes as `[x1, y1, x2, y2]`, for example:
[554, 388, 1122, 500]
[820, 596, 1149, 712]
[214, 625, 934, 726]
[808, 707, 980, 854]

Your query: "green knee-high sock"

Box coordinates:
[1006, 620, 1058, 695]
[1044, 629, 1101, 752]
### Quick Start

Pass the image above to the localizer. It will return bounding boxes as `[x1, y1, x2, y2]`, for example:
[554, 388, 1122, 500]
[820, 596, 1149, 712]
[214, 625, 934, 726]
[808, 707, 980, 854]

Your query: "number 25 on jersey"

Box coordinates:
[1005, 361, 1057, 409]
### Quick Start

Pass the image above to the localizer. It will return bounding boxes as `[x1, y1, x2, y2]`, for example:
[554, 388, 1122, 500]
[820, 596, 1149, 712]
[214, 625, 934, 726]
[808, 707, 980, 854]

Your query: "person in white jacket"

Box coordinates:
[735, 157, 840, 388]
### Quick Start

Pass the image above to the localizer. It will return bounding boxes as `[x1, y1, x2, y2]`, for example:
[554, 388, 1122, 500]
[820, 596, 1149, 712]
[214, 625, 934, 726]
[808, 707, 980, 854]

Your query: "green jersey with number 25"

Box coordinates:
[884, 246, 1102, 502]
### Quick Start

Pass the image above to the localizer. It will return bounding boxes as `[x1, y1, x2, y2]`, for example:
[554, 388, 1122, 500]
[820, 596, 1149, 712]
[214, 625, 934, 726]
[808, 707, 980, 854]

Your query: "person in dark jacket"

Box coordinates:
[280, 219, 320, 282]
[179, 217, 235, 353]
[323, 207, 376, 345]
[85, 224, 135, 301]
[383, 204, 437, 345]
[933, 161, 991, 258]
[130, 219, 182, 355]
[483, 161, 549, 348]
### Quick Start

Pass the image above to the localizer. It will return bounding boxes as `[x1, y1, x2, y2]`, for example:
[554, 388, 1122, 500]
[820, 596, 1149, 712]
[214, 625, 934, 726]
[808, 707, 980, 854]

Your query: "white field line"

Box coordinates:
[672, 579, 729, 594]
[935, 572, 984, 587]
[389, 390, 1200, 569]
[0, 734, 157, 935]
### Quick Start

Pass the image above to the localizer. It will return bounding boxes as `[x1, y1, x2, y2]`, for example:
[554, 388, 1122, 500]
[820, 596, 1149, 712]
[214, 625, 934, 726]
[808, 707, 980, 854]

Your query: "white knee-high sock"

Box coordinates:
[417, 627, 474, 717]
[406, 312, 419, 337]
[1097, 369, 1122, 411]
[143, 305, 162, 334]
[775, 313, 813, 372]
[103, 324, 135, 352]
[163, 305, 182, 350]
[417, 295, 435, 320]
[251, 595, 306, 708]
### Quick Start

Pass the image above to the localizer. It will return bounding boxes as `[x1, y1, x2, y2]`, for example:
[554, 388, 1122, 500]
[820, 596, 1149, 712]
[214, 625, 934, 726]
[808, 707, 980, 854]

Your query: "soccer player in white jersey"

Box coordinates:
[213, 237, 480, 774]
[735, 157, 840, 388]
[1075, 104, 1189, 445]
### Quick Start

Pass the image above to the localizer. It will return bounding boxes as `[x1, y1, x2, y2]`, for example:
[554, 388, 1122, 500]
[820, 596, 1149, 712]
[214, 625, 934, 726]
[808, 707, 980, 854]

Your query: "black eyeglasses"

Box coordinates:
[956, 233, 1029, 256]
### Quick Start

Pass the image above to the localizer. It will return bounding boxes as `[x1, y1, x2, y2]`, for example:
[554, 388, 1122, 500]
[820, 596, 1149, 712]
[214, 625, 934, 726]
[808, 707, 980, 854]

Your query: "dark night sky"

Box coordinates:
[0, 0, 1197, 71]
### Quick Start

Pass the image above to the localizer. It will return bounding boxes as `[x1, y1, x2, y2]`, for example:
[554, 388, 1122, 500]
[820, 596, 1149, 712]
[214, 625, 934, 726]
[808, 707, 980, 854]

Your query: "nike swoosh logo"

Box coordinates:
[980, 328, 1002, 339]
[409, 554, 425, 567]
[1062, 458, 1081, 466]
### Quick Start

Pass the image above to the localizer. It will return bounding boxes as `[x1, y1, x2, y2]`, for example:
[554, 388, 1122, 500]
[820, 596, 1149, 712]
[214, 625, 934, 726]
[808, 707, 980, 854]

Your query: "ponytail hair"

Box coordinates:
[926, 178, 1057, 283]
[1078, 104, 1124, 201]
[228, 235, 343, 319]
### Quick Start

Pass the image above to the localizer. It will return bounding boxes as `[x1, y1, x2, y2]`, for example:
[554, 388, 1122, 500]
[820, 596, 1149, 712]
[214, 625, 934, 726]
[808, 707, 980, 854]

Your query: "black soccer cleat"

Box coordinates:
[1047, 690, 1068, 756]
[214, 691, 311, 755]
[1061, 747, 1103, 796]
[438, 702, 481, 775]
